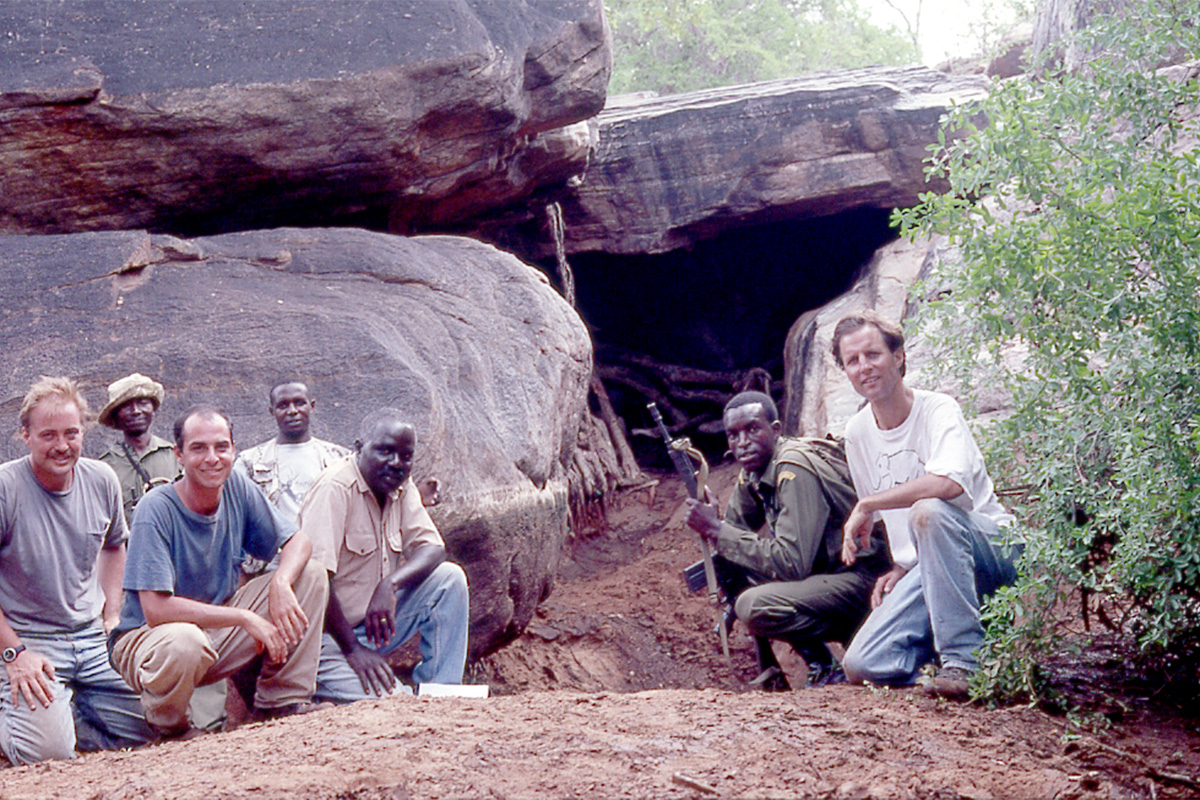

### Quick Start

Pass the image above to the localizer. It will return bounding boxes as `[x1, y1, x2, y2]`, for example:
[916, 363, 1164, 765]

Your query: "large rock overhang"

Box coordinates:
[0, 0, 610, 237]
[475, 66, 990, 260]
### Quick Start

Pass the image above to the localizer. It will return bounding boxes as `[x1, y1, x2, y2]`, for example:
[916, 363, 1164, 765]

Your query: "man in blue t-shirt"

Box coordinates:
[110, 405, 329, 737]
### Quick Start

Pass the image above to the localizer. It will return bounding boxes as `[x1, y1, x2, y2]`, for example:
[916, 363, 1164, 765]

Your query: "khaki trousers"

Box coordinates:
[112, 560, 328, 733]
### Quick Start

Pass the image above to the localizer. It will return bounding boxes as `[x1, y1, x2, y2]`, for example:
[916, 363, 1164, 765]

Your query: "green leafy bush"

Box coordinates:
[895, 1, 1200, 700]
[605, 0, 917, 95]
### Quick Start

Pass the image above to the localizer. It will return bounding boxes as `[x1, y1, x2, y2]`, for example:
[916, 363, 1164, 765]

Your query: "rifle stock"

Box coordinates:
[647, 403, 730, 662]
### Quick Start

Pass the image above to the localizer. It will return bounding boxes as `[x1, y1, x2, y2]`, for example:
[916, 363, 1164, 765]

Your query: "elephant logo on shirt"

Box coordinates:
[871, 449, 924, 491]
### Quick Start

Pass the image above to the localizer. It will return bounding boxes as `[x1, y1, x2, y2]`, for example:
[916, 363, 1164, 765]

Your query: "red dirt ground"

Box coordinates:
[2, 465, 1196, 799]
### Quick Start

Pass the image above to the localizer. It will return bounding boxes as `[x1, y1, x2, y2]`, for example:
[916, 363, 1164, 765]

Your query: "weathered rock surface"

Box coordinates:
[783, 235, 1014, 438]
[0, 228, 592, 657]
[0, 0, 609, 238]
[482, 67, 990, 258]
[782, 235, 937, 437]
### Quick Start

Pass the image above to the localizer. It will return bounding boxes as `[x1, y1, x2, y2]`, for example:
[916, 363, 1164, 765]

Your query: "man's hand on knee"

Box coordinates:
[345, 644, 398, 696]
[364, 583, 397, 649]
[267, 576, 309, 650]
[871, 565, 909, 609]
[5, 649, 56, 710]
[241, 611, 288, 664]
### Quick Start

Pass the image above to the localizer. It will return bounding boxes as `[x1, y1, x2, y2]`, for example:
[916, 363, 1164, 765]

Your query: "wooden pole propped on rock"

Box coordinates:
[548, 202, 651, 536]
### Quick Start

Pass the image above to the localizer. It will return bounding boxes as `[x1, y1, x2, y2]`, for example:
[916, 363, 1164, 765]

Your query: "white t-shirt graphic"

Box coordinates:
[844, 390, 1013, 570]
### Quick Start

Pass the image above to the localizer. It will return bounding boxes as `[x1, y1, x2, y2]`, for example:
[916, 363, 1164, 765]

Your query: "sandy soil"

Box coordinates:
[2, 465, 1197, 799]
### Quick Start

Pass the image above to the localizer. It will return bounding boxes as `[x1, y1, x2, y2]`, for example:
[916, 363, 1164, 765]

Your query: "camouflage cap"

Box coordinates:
[98, 373, 165, 428]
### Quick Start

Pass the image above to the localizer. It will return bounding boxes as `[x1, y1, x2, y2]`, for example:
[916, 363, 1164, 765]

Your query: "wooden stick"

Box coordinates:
[671, 773, 719, 795]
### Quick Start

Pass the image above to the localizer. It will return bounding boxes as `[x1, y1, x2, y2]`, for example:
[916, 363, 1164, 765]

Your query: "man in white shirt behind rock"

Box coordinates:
[236, 381, 350, 528]
[834, 313, 1021, 699]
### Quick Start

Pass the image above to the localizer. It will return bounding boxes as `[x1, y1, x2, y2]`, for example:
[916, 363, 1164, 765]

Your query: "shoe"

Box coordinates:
[748, 666, 791, 692]
[254, 700, 335, 721]
[804, 661, 847, 689]
[151, 724, 207, 743]
[920, 666, 973, 700]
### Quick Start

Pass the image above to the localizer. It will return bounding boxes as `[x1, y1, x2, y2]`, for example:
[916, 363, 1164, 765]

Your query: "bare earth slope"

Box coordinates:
[2, 466, 1196, 799]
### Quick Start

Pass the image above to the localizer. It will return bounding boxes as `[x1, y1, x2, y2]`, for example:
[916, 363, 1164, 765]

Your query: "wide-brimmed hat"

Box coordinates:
[98, 373, 165, 428]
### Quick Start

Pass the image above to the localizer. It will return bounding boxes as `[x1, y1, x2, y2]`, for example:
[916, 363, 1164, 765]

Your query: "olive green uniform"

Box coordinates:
[98, 435, 179, 524]
[716, 437, 889, 662]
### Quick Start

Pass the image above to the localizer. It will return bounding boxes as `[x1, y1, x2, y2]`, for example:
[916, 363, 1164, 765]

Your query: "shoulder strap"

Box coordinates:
[121, 441, 155, 488]
[772, 437, 856, 515]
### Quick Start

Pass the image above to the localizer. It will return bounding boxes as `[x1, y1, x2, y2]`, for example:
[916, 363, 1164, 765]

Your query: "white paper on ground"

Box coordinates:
[417, 683, 489, 698]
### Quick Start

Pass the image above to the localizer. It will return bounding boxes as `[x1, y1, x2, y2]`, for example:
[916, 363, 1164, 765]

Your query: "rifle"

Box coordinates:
[647, 403, 730, 661]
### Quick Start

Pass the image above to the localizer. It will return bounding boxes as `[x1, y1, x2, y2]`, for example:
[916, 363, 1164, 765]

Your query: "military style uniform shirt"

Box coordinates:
[300, 457, 443, 629]
[718, 437, 888, 582]
[98, 435, 179, 524]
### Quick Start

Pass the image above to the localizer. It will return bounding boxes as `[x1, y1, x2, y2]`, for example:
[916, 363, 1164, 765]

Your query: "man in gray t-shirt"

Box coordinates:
[0, 377, 153, 764]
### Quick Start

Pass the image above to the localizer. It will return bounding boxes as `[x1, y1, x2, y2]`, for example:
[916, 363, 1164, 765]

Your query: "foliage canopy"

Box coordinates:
[605, 0, 918, 95]
[896, 0, 1200, 700]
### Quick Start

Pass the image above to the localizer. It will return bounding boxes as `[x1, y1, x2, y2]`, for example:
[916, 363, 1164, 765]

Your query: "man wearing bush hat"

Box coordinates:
[98, 373, 179, 523]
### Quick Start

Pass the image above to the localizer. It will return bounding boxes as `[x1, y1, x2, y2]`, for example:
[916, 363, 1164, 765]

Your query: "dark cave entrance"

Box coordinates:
[557, 206, 898, 464]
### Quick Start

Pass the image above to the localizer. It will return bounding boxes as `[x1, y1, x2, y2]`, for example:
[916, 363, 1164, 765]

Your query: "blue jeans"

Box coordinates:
[315, 562, 469, 702]
[843, 499, 1021, 685]
[0, 626, 153, 764]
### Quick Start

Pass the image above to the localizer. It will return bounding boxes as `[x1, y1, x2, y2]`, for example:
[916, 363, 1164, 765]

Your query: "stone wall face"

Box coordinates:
[492, 68, 989, 258]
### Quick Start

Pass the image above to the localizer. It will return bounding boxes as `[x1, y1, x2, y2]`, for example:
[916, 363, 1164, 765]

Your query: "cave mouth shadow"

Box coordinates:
[560, 206, 898, 466]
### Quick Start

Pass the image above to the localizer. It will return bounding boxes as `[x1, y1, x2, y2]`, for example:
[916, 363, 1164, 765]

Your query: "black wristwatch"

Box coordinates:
[2, 644, 25, 663]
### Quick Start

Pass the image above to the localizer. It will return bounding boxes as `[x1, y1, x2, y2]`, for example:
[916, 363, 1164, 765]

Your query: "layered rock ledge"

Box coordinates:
[485, 67, 989, 258]
[0, 0, 609, 237]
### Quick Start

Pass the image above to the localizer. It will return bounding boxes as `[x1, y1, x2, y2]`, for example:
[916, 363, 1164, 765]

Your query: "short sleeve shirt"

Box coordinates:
[0, 457, 128, 634]
[116, 469, 295, 634]
[300, 457, 443, 628]
[843, 389, 1014, 570]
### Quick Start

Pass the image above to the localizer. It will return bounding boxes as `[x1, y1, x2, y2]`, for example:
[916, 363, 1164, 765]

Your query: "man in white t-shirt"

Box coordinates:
[833, 313, 1020, 699]
[235, 382, 351, 529]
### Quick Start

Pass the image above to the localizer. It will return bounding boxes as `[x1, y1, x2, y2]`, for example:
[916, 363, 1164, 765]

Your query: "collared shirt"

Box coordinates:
[718, 437, 887, 582]
[299, 456, 442, 628]
[98, 434, 179, 524]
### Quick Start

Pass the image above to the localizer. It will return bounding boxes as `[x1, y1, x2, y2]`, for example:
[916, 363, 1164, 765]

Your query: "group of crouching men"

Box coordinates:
[0, 312, 1023, 766]
[0, 371, 468, 764]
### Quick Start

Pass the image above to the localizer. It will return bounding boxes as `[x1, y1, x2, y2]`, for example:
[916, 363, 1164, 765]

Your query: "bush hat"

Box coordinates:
[98, 373, 165, 428]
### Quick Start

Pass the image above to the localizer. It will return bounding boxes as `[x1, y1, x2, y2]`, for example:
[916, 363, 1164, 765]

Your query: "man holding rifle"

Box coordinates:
[685, 391, 889, 690]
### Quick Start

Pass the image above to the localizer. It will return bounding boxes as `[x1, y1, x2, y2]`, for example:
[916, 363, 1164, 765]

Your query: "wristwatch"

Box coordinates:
[2, 644, 25, 663]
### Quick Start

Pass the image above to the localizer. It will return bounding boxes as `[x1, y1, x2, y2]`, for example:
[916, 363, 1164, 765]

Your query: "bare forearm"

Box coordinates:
[0, 607, 22, 650]
[139, 591, 251, 630]
[386, 545, 446, 596]
[323, 586, 361, 654]
[274, 532, 313, 587]
[97, 545, 126, 620]
[856, 474, 963, 515]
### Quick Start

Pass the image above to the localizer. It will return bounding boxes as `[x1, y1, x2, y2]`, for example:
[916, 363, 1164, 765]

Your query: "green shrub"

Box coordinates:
[895, 0, 1200, 700]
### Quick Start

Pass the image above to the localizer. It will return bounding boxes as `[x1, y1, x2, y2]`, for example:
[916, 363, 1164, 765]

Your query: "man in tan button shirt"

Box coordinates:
[301, 408, 469, 700]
